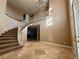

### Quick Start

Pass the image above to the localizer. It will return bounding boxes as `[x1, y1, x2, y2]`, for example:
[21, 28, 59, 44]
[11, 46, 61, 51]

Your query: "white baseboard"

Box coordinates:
[41, 41, 72, 49]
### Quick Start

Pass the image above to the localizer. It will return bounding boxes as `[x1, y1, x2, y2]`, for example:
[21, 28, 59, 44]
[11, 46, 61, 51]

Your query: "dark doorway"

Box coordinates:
[27, 25, 40, 41]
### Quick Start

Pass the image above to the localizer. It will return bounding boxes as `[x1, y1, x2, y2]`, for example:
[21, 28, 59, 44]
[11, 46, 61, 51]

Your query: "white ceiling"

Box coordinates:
[7, 0, 48, 15]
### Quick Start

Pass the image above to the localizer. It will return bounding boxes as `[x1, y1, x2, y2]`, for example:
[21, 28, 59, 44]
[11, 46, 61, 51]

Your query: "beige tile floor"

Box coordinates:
[0, 42, 75, 59]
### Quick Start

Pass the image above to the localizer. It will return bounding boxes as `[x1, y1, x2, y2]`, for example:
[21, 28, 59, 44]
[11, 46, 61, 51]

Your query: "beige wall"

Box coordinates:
[26, 0, 72, 46]
[6, 5, 23, 21]
[48, 0, 72, 46]
[17, 0, 72, 47]
[0, 0, 21, 35]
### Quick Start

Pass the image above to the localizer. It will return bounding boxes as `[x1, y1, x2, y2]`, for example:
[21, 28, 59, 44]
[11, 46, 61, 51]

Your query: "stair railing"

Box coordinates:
[18, 11, 48, 46]
[19, 11, 48, 32]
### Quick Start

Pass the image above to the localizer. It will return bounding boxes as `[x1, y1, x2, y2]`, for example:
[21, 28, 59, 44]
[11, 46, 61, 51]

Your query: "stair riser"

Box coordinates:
[0, 37, 17, 39]
[0, 40, 18, 44]
[0, 46, 21, 56]
[2, 33, 17, 35]
[1, 36, 17, 37]
[0, 43, 19, 48]
[0, 44, 19, 50]
[3, 33, 17, 35]
[6, 30, 17, 32]
[5, 32, 17, 33]
[0, 35, 17, 36]
[7, 29, 17, 30]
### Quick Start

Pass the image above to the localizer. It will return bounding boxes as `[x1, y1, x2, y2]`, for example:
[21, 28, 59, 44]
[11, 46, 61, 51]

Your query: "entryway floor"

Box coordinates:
[0, 42, 75, 59]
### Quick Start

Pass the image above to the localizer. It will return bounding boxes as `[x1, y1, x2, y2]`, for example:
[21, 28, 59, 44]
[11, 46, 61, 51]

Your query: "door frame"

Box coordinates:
[27, 25, 40, 41]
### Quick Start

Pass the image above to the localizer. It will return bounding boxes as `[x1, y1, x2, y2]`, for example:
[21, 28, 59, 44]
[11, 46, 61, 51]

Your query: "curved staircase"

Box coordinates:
[0, 28, 21, 55]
